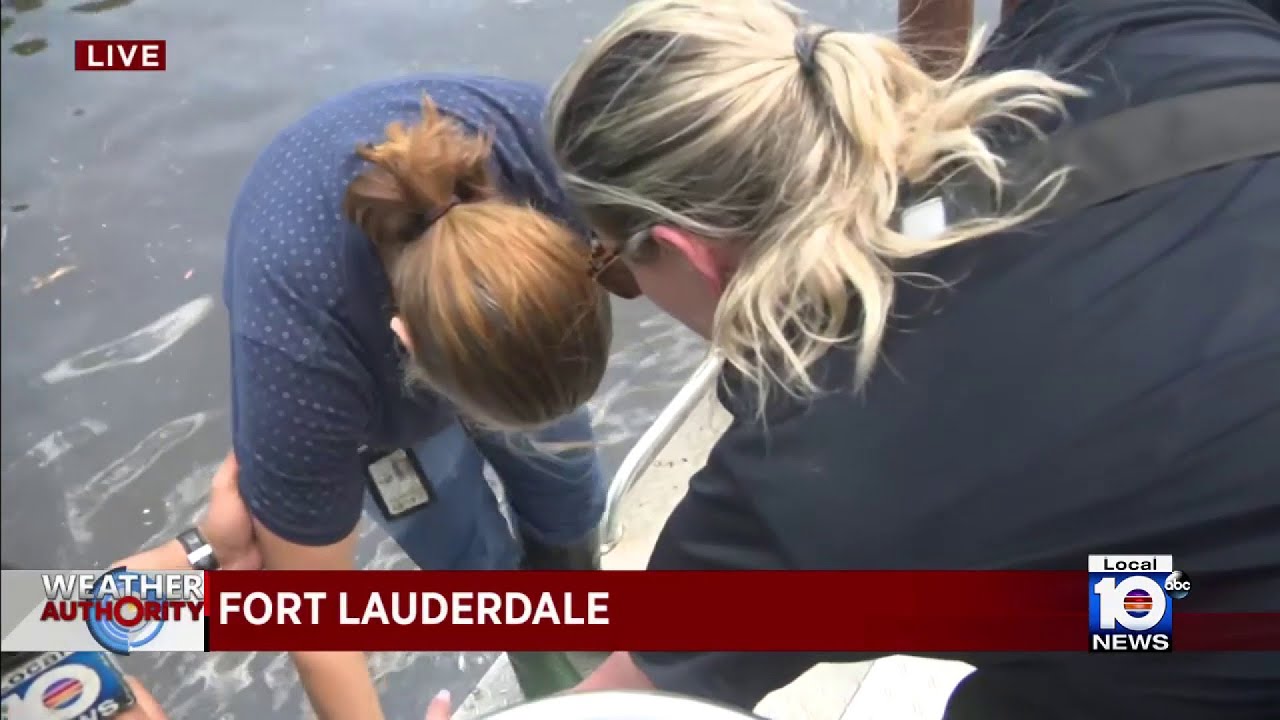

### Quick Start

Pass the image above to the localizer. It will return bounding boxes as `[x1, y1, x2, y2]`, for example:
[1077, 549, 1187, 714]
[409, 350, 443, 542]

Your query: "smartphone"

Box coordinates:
[1, 650, 136, 720]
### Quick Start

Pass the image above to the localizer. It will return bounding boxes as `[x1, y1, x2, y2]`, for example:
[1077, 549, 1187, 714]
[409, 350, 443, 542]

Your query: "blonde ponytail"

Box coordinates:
[550, 0, 1083, 414]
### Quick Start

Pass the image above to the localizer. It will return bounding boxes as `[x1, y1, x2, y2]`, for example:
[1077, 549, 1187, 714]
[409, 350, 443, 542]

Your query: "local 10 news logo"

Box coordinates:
[1088, 554, 1191, 652]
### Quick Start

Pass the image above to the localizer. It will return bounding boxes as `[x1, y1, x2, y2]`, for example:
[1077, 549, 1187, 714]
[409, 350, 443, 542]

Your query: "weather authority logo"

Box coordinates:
[83, 568, 168, 654]
[1088, 555, 1191, 652]
[20, 568, 206, 656]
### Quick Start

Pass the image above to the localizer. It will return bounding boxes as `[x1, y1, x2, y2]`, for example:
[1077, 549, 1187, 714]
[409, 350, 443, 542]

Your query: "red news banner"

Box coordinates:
[203, 572, 1280, 653]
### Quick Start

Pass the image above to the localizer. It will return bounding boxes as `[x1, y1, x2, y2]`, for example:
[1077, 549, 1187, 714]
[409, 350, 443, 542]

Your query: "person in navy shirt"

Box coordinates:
[221, 75, 613, 717]
[537, 1, 1280, 719]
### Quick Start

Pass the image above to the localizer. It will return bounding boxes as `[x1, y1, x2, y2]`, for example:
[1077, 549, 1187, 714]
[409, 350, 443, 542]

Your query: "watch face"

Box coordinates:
[179, 530, 217, 570]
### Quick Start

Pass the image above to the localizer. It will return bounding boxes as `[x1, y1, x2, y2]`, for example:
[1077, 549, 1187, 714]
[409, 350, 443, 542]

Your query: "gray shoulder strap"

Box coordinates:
[1012, 82, 1280, 217]
[901, 82, 1280, 237]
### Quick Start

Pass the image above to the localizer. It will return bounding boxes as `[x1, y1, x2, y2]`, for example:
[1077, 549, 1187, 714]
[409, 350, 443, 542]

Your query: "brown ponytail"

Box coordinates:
[344, 96, 612, 431]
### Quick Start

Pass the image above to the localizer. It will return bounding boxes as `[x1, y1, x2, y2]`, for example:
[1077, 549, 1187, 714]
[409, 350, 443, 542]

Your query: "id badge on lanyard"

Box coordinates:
[359, 445, 434, 520]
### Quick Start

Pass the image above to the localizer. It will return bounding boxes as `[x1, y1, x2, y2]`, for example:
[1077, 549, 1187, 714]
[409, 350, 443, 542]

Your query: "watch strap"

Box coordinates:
[177, 528, 219, 571]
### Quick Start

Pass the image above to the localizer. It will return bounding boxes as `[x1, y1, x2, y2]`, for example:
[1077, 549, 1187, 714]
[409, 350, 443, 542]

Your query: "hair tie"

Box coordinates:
[422, 196, 462, 230]
[794, 27, 837, 76]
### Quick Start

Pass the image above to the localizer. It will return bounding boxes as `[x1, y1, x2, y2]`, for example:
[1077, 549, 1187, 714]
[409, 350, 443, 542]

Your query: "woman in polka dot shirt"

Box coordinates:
[221, 75, 613, 717]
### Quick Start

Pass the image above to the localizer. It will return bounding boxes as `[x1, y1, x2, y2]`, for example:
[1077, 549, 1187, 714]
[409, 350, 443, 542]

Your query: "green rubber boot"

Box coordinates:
[508, 528, 609, 699]
[506, 651, 587, 699]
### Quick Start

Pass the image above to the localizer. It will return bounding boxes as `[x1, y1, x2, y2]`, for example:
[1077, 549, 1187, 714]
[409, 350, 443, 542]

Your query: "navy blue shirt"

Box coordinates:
[637, 2, 1280, 718]
[223, 75, 579, 545]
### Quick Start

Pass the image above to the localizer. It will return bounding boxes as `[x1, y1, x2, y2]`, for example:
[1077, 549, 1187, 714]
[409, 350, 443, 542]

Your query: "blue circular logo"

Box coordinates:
[85, 568, 165, 655]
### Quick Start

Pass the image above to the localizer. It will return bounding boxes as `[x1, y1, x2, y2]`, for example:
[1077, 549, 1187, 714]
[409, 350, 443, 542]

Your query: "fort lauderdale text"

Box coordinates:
[218, 591, 609, 626]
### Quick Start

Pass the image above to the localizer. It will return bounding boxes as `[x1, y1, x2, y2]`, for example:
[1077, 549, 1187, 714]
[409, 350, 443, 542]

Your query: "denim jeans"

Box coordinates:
[365, 407, 605, 570]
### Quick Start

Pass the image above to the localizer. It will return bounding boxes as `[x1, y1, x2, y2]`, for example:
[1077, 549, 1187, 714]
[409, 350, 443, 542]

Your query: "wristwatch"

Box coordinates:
[177, 528, 220, 571]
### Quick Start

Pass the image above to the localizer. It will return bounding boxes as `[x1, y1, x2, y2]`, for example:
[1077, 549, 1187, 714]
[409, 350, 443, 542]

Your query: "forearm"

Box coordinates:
[898, 0, 974, 77]
[250, 517, 381, 719]
[114, 450, 258, 573]
[294, 651, 383, 720]
[112, 519, 228, 572]
[113, 539, 189, 573]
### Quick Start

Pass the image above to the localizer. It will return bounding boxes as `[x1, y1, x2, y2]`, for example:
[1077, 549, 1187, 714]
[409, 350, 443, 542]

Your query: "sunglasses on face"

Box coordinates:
[588, 235, 642, 299]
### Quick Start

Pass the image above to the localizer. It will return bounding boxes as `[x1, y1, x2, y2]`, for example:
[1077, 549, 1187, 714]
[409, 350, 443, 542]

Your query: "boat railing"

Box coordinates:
[598, 353, 723, 552]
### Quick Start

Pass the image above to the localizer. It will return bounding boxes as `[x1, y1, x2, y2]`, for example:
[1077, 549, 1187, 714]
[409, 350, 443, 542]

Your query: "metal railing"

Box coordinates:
[599, 353, 723, 552]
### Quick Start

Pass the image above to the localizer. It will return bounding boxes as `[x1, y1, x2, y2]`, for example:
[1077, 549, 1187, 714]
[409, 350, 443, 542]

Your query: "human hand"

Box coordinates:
[118, 677, 168, 720]
[197, 451, 262, 571]
[424, 689, 452, 720]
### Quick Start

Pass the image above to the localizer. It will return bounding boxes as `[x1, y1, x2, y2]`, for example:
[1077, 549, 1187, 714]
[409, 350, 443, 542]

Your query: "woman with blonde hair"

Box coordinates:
[222, 75, 612, 717]
[537, 0, 1280, 718]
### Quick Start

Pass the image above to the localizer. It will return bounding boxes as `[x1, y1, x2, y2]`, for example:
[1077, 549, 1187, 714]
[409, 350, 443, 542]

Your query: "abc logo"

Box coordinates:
[1164, 570, 1193, 600]
[1093, 575, 1168, 632]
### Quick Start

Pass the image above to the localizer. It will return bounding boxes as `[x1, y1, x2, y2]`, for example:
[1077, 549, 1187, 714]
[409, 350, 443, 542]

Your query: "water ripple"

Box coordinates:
[6, 418, 108, 471]
[136, 458, 224, 549]
[66, 411, 212, 547]
[588, 316, 708, 448]
[42, 295, 214, 384]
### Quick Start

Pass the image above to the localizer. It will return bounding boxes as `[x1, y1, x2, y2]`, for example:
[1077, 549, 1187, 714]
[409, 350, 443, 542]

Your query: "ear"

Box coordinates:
[650, 225, 728, 294]
[390, 316, 414, 354]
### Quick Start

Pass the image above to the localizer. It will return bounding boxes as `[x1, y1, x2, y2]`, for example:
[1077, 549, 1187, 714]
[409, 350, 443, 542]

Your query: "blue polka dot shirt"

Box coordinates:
[222, 75, 582, 546]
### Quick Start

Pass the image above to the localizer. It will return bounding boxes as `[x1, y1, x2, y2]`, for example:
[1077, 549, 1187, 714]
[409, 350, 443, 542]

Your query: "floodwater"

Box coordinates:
[1, 0, 926, 717]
